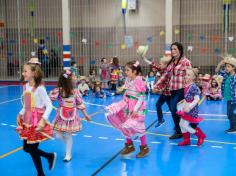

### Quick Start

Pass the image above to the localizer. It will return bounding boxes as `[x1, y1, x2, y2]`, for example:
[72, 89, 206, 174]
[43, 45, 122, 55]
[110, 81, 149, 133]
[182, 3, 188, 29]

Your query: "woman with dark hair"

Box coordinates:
[166, 42, 192, 139]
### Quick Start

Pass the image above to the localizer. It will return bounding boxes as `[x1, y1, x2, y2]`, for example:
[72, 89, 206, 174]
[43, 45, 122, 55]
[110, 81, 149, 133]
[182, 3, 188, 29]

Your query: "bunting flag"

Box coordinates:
[90, 60, 96, 65]
[146, 36, 153, 44]
[187, 33, 193, 40]
[108, 43, 113, 49]
[125, 35, 134, 48]
[212, 35, 220, 43]
[228, 36, 234, 42]
[56, 31, 62, 38]
[228, 48, 235, 54]
[21, 39, 27, 45]
[200, 47, 208, 54]
[78, 57, 85, 64]
[160, 30, 165, 36]
[95, 41, 99, 48]
[33, 38, 38, 44]
[199, 35, 206, 41]
[187, 46, 193, 52]
[174, 29, 180, 35]
[45, 36, 50, 42]
[121, 44, 126, 49]
[0, 21, 4, 27]
[214, 48, 221, 54]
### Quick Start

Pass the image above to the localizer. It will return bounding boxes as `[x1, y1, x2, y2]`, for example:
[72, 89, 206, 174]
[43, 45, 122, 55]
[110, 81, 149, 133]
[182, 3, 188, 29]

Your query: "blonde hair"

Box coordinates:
[187, 68, 199, 80]
[160, 56, 171, 64]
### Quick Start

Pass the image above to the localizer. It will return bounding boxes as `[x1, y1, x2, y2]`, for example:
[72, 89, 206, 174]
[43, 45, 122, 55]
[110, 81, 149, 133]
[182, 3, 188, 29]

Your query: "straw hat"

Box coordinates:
[28, 57, 41, 65]
[224, 57, 236, 68]
[212, 75, 223, 86]
[137, 45, 149, 57]
[79, 76, 87, 81]
[201, 74, 211, 81]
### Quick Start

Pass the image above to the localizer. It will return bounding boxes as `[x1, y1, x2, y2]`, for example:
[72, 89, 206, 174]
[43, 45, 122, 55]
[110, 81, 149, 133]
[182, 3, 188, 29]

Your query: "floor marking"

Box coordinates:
[72, 134, 77, 136]
[98, 137, 108, 140]
[83, 135, 93, 138]
[0, 147, 23, 159]
[170, 143, 177, 145]
[84, 101, 227, 117]
[10, 125, 17, 128]
[190, 144, 198, 147]
[115, 138, 125, 141]
[0, 98, 21, 105]
[151, 141, 161, 144]
[211, 146, 223, 149]
[1, 123, 8, 126]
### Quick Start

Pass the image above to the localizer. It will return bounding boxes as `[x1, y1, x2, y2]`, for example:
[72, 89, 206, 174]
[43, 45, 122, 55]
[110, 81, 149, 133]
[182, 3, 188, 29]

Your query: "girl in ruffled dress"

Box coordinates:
[49, 70, 91, 162]
[16, 57, 56, 176]
[177, 68, 206, 146]
[106, 60, 149, 158]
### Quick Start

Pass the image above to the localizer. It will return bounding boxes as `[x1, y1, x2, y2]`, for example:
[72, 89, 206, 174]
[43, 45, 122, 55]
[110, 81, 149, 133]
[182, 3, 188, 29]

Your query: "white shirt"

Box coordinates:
[19, 83, 53, 120]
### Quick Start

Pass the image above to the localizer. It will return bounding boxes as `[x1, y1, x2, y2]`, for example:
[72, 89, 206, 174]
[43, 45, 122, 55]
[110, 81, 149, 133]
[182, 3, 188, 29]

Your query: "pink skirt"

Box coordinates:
[177, 111, 203, 123]
[106, 100, 146, 137]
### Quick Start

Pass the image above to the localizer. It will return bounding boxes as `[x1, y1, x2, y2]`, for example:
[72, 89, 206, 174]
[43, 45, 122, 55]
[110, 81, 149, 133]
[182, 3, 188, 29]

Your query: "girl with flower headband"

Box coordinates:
[49, 70, 91, 162]
[16, 57, 56, 176]
[106, 60, 150, 158]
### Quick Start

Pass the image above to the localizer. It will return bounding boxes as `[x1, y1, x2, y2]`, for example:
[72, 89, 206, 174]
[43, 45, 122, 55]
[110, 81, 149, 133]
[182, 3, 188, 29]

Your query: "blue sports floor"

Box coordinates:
[0, 85, 236, 176]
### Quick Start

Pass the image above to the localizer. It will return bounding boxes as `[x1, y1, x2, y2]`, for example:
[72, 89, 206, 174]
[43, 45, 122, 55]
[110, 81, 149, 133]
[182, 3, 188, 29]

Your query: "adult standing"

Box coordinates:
[166, 42, 192, 139]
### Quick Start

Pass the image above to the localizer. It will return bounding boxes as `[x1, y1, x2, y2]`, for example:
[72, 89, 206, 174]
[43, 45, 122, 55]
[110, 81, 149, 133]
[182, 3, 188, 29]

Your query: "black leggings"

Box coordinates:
[23, 140, 53, 176]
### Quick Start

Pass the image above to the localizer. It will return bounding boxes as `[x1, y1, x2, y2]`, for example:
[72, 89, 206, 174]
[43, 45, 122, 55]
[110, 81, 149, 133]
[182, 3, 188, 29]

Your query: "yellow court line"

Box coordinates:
[198, 96, 206, 105]
[0, 146, 23, 159]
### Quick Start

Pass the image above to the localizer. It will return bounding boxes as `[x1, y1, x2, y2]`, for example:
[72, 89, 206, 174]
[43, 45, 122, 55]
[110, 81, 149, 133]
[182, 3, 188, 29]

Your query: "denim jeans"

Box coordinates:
[227, 101, 236, 129]
[156, 94, 171, 122]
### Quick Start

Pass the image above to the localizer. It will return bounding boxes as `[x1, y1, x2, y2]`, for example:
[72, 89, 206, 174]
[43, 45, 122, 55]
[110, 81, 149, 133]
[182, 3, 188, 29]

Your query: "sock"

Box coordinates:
[64, 133, 72, 159]
[126, 138, 132, 145]
[140, 135, 147, 146]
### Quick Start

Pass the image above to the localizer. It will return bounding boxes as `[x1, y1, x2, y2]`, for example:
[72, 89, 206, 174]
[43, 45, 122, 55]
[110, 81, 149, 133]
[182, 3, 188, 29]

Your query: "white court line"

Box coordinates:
[98, 137, 108, 140]
[115, 138, 125, 141]
[1, 123, 8, 126]
[83, 135, 93, 138]
[151, 141, 161, 144]
[211, 146, 223, 149]
[0, 98, 21, 105]
[10, 125, 17, 128]
[83, 101, 227, 117]
[0, 85, 18, 89]
[170, 143, 177, 145]
[72, 134, 77, 136]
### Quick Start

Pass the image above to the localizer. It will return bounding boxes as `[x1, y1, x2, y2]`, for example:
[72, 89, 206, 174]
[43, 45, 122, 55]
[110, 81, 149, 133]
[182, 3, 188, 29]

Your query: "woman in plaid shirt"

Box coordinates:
[165, 42, 193, 139]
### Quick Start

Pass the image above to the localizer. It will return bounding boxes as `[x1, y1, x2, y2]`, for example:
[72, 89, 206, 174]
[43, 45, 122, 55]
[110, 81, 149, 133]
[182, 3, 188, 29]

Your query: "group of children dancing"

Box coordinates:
[16, 45, 236, 175]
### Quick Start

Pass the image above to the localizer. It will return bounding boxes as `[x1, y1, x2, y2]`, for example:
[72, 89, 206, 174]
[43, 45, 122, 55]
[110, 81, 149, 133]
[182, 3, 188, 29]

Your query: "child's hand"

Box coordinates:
[183, 106, 191, 113]
[85, 115, 91, 121]
[36, 118, 46, 131]
[17, 114, 23, 126]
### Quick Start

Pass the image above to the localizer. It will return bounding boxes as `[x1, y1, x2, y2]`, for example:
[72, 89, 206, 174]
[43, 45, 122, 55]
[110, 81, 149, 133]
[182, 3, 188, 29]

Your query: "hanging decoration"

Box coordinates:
[187, 33, 193, 40]
[214, 48, 221, 54]
[56, 31, 62, 38]
[82, 38, 87, 44]
[0, 37, 3, 44]
[200, 47, 208, 54]
[78, 57, 85, 64]
[7, 52, 13, 57]
[146, 36, 153, 45]
[187, 46, 193, 52]
[70, 32, 76, 39]
[21, 39, 27, 45]
[95, 41, 99, 48]
[228, 48, 235, 54]
[121, 44, 126, 49]
[125, 35, 134, 48]
[199, 35, 206, 41]
[108, 43, 113, 49]
[212, 35, 220, 43]
[45, 36, 50, 42]
[9, 39, 16, 44]
[228, 36, 234, 42]
[160, 30, 165, 36]
[174, 29, 180, 35]
[33, 38, 38, 44]
[90, 60, 96, 65]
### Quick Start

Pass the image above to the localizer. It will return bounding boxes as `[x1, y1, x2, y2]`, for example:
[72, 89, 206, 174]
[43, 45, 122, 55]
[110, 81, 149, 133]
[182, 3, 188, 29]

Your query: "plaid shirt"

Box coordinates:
[167, 57, 192, 91]
[151, 63, 170, 95]
[218, 69, 236, 104]
[154, 71, 171, 96]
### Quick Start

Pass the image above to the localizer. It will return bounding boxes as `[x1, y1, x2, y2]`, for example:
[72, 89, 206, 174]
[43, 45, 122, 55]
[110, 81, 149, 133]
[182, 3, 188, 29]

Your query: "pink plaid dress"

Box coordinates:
[106, 76, 147, 138]
[49, 88, 85, 133]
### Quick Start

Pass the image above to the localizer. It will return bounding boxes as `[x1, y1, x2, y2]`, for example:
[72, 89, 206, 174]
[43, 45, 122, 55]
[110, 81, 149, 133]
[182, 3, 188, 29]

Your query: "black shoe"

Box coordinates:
[155, 120, 165, 128]
[225, 128, 236, 133]
[49, 153, 57, 171]
[169, 133, 182, 139]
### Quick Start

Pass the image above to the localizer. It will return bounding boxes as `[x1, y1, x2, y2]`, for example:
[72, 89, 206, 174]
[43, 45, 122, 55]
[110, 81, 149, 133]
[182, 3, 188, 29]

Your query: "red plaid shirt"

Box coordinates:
[151, 62, 171, 96]
[167, 57, 192, 91]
